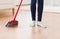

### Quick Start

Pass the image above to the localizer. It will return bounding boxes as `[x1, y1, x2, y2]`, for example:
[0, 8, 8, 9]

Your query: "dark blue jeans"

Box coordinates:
[31, 0, 43, 21]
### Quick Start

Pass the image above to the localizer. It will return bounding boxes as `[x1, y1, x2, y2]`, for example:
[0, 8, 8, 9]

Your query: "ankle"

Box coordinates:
[37, 21, 42, 24]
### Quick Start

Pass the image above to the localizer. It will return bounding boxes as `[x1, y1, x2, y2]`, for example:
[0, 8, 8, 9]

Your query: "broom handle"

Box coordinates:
[13, 0, 23, 21]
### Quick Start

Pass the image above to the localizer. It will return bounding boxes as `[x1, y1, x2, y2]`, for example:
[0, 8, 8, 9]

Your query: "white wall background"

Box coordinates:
[0, 0, 60, 12]
[0, 0, 14, 4]
[44, 0, 60, 6]
[14, 0, 60, 12]
[0, 0, 60, 6]
[44, 0, 60, 12]
[14, 0, 31, 5]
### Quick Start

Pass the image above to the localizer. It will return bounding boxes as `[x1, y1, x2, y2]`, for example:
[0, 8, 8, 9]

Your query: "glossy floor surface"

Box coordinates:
[0, 6, 60, 39]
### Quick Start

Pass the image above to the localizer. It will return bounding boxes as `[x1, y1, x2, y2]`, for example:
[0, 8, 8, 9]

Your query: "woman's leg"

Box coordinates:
[38, 0, 43, 21]
[31, 0, 36, 21]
